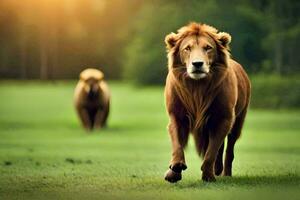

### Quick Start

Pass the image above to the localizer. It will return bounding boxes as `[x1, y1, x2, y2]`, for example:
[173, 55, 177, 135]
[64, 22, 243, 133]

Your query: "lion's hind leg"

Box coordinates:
[215, 142, 224, 176]
[224, 109, 247, 176]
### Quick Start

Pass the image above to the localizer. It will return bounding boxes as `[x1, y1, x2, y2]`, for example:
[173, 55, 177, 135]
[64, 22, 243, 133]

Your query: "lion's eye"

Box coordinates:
[184, 46, 191, 52]
[204, 45, 212, 51]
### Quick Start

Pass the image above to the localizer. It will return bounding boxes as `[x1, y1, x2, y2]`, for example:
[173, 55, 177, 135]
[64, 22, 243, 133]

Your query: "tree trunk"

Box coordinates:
[40, 37, 48, 80]
[20, 31, 27, 79]
[274, 37, 282, 75]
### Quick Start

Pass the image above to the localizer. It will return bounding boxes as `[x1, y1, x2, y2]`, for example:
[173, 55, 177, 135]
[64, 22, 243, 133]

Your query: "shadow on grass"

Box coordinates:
[176, 174, 300, 188]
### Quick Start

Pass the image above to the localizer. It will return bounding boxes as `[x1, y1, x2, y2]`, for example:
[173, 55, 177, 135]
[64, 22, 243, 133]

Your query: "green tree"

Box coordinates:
[123, 0, 267, 84]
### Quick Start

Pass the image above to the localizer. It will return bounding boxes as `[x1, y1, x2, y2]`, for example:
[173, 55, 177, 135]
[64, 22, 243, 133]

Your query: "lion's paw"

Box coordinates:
[164, 169, 182, 183]
[202, 172, 216, 182]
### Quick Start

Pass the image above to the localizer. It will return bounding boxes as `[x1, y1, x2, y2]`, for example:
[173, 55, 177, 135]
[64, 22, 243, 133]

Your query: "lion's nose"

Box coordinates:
[192, 61, 204, 69]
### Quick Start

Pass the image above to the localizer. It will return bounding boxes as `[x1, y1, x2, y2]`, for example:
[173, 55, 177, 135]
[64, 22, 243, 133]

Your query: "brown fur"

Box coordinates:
[164, 23, 251, 183]
[74, 68, 110, 131]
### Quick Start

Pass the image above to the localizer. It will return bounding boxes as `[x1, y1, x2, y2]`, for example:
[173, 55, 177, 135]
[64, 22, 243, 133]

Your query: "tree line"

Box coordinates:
[0, 0, 299, 84]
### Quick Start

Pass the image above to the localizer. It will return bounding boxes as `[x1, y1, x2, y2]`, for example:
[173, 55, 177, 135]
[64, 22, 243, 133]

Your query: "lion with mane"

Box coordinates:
[164, 22, 251, 183]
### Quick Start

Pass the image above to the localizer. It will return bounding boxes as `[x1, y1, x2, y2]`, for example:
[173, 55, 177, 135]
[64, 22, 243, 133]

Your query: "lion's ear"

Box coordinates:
[97, 71, 104, 81]
[79, 72, 86, 81]
[218, 32, 231, 48]
[165, 32, 178, 51]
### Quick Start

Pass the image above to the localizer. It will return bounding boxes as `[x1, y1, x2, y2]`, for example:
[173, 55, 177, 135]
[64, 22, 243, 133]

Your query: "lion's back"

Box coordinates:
[229, 59, 251, 115]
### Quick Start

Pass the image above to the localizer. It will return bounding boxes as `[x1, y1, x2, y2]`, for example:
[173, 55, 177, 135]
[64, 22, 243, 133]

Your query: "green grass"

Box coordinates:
[0, 81, 299, 200]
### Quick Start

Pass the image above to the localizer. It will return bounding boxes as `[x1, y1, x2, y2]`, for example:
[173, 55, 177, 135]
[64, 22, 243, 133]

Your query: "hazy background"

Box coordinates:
[0, 1, 299, 199]
[0, 0, 299, 108]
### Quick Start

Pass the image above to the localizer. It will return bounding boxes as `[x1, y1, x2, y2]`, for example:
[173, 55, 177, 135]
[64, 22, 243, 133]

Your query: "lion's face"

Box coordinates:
[165, 23, 231, 81]
[83, 77, 101, 95]
[179, 35, 217, 80]
[80, 68, 104, 95]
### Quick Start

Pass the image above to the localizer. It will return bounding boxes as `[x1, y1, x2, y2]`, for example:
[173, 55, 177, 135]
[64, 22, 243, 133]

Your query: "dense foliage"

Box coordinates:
[0, 0, 299, 82]
[124, 0, 300, 84]
[250, 75, 300, 109]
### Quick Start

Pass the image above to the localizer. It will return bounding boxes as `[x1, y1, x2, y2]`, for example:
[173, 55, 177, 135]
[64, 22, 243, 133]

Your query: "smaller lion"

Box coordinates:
[74, 68, 110, 131]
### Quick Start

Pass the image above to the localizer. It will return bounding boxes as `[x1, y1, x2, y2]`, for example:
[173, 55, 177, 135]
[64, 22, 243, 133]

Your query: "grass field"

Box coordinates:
[0, 81, 299, 200]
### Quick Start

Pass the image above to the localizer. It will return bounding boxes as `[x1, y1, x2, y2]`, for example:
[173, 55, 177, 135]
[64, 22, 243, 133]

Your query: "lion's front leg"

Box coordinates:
[201, 117, 233, 182]
[164, 115, 189, 183]
[77, 107, 93, 131]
